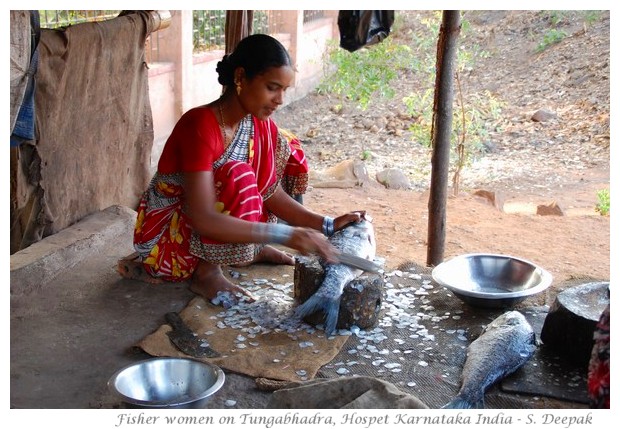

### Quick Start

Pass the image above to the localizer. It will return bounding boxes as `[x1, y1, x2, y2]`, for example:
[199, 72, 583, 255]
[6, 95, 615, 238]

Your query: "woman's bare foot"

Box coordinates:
[190, 260, 255, 305]
[232, 245, 295, 268]
[254, 245, 295, 265]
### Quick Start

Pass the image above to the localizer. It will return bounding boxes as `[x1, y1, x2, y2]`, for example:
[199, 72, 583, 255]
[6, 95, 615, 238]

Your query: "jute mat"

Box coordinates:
[137, 296, 348, 382]
[313, 261, 598, 408]
[136, 259, 600, 408]
[267, 376, 429, 409]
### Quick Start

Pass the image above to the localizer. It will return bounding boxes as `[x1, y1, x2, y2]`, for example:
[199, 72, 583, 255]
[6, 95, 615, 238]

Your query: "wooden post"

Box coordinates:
[427, 11, 461, 267]
[225, 11, 253, 54]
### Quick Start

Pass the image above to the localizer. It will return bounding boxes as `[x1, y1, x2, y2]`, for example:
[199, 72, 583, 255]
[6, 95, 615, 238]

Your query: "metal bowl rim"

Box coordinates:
[107, 357, 225, 407]
[431, 252, 553, 299]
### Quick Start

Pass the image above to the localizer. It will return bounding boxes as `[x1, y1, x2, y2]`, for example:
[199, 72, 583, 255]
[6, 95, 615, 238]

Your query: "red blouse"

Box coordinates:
[157, 106, 224, 174]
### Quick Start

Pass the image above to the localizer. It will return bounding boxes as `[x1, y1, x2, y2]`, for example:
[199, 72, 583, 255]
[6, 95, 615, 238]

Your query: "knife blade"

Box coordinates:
[336, 252, 382, 273]
[165, 312, 220, 358]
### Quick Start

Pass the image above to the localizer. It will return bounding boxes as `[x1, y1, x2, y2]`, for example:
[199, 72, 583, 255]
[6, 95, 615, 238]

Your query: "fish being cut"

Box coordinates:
[294, 218, 377, 335]
[442, 310, 537, 409]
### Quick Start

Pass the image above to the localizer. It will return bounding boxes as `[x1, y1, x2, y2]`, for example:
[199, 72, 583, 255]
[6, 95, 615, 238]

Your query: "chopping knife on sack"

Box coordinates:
[165, 312, 220, 358]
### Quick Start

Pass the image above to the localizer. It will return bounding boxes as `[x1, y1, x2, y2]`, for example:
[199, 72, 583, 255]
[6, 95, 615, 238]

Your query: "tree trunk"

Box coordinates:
[427, 10, 461, 267]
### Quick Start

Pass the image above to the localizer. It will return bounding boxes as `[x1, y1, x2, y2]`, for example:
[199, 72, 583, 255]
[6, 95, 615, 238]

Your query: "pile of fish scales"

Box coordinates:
[320, 268, 470, 383]
[207, 266, 471, 383]
[212, 273, 317, 335]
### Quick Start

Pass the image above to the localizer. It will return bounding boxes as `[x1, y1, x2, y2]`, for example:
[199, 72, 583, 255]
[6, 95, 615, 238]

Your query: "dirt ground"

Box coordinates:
[273, 10, 611, 303]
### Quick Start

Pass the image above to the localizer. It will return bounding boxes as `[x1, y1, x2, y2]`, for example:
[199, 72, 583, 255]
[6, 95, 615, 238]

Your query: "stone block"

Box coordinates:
[375, 168, 411, 190]
[473, 189, 505, 211]
[531, 109, 557, 122]
[536, 201, 564, 216]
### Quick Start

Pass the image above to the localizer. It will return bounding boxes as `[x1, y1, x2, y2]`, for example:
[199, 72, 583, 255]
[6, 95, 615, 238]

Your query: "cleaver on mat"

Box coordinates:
[336, 252, 382, 273]
[165, 312, 220, 358]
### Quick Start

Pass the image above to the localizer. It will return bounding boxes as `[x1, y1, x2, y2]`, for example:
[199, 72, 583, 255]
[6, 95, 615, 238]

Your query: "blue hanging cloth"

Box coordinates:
[11, 10, 40, 147]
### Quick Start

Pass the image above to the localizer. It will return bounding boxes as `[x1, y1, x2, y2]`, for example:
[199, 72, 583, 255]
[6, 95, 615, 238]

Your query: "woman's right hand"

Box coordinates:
[287, 227, 338, 263]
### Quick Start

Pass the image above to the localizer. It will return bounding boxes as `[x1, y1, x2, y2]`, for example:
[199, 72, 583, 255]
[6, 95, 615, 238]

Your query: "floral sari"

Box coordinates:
[133, 115, 306, 281]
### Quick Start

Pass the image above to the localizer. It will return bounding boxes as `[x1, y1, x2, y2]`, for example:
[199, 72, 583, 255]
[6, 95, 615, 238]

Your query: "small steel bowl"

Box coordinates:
[431, 253, 553, 308]
[108, 357, 225, 409]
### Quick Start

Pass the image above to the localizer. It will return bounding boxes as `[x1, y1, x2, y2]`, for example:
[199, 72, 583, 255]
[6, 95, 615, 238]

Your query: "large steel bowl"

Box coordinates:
[431, 253, 553, 308]
[108, 357, 225, 409]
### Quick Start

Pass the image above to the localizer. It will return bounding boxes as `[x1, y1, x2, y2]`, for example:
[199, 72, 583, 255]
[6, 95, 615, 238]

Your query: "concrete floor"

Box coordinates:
[10, 205, 593, 413]
[10, 205, 272, 409]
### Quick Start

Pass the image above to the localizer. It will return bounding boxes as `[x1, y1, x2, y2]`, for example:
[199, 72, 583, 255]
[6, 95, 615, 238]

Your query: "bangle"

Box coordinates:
[252, 222, 294, 244]
[322, 216, 335, 237]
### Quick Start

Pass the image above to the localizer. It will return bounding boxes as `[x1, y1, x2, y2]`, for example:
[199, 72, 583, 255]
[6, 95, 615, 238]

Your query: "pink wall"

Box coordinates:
[146, 11, 338, 171]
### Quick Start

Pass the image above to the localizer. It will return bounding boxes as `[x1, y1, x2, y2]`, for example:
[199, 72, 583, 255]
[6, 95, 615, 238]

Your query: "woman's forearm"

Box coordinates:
[264, 186, 325, 231]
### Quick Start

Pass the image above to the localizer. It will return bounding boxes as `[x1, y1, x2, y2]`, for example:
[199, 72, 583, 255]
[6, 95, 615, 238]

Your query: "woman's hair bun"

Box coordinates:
[216, 55, 234, 86]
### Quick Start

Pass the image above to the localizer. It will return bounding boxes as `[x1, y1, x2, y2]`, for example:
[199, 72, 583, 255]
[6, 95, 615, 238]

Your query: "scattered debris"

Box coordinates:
[531, 109, 558, 123]
[536, 201, 564, 216]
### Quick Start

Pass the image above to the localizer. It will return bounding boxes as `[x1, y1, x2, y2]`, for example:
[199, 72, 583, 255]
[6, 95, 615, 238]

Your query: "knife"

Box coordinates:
[336, 252, 382, 273]
[165, 312, 220, 358]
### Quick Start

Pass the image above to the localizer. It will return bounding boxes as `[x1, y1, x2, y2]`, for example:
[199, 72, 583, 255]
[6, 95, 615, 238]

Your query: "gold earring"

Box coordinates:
[236, 83, 242, 96]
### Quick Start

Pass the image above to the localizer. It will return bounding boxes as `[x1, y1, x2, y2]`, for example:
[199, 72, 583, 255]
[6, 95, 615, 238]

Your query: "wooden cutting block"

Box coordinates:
[540, 281, 609, 367]
[293, 256, 384, 331]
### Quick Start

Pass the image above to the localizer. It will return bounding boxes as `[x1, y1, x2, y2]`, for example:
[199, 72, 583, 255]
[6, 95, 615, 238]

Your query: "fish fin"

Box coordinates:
[323, 298, 341, 335]
[295, 294, 340, 335]
[294, 294, 326, 319]
[441, 396, 484, 409]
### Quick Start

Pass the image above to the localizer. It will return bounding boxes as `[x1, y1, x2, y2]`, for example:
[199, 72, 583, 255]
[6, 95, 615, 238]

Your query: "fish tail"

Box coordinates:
[295, 294, 341, 335]
[323, 298, 341, 335]
[441, 395, 484, 409]
[294, 294, 325, 319]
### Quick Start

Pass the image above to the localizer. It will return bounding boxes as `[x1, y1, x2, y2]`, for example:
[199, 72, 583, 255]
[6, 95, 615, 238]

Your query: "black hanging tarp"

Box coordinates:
[337, 10, 395, 52]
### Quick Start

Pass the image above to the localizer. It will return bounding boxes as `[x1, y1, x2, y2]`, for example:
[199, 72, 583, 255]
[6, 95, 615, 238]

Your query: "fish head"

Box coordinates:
[348, 218, 376, 253]
[356, 217, 374, 237]
[486, 310, 526, 329]
[327, 216, 377, 264]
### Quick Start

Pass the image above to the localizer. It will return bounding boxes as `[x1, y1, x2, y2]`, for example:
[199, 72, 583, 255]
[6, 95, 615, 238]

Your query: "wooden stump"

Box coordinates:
[540, 281, 609, 367]
[294, 256, 384, 331]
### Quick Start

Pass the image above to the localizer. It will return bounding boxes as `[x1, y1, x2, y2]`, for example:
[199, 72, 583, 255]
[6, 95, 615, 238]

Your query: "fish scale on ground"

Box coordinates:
[204, 258, 508, 407]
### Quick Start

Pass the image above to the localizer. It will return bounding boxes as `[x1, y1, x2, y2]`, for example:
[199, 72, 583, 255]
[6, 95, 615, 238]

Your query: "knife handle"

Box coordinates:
[165, 312, 192, 333]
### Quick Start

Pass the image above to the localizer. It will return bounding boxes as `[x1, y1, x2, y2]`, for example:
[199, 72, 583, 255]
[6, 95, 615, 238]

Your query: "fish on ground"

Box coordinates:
[294, 217, 377, 335]
[442, 310, 537, 409]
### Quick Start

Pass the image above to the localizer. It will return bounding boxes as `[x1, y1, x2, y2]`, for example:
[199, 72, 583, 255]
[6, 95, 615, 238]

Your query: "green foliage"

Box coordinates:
[39, 10, 119, 28]
[536, 28, 568, 53]
[402, 88, 434, 147]
[544, 10, 567, 26]
[360, 149, 373, 161]
[595, 189, 610, 216]
[534, 10, 604, 53]
[318, 38, 415, 110]
[403, 13, 503, 164]
[192, 10, 226, 50]
[403, 89, 503, 159]
[534, 11, 570, 53]
[318, 11, 505, 190]
[454, 91, 503, 153]
[583, 10, 603, 27]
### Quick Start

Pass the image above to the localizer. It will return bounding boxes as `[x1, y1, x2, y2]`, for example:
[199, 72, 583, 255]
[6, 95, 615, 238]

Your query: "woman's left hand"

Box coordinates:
[334, 210, 368, 232]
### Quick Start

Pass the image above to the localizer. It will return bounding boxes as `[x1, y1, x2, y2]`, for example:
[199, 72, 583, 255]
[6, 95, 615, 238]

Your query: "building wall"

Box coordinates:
[146, 10, 338, 172]
[146, 62, 177, 168]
